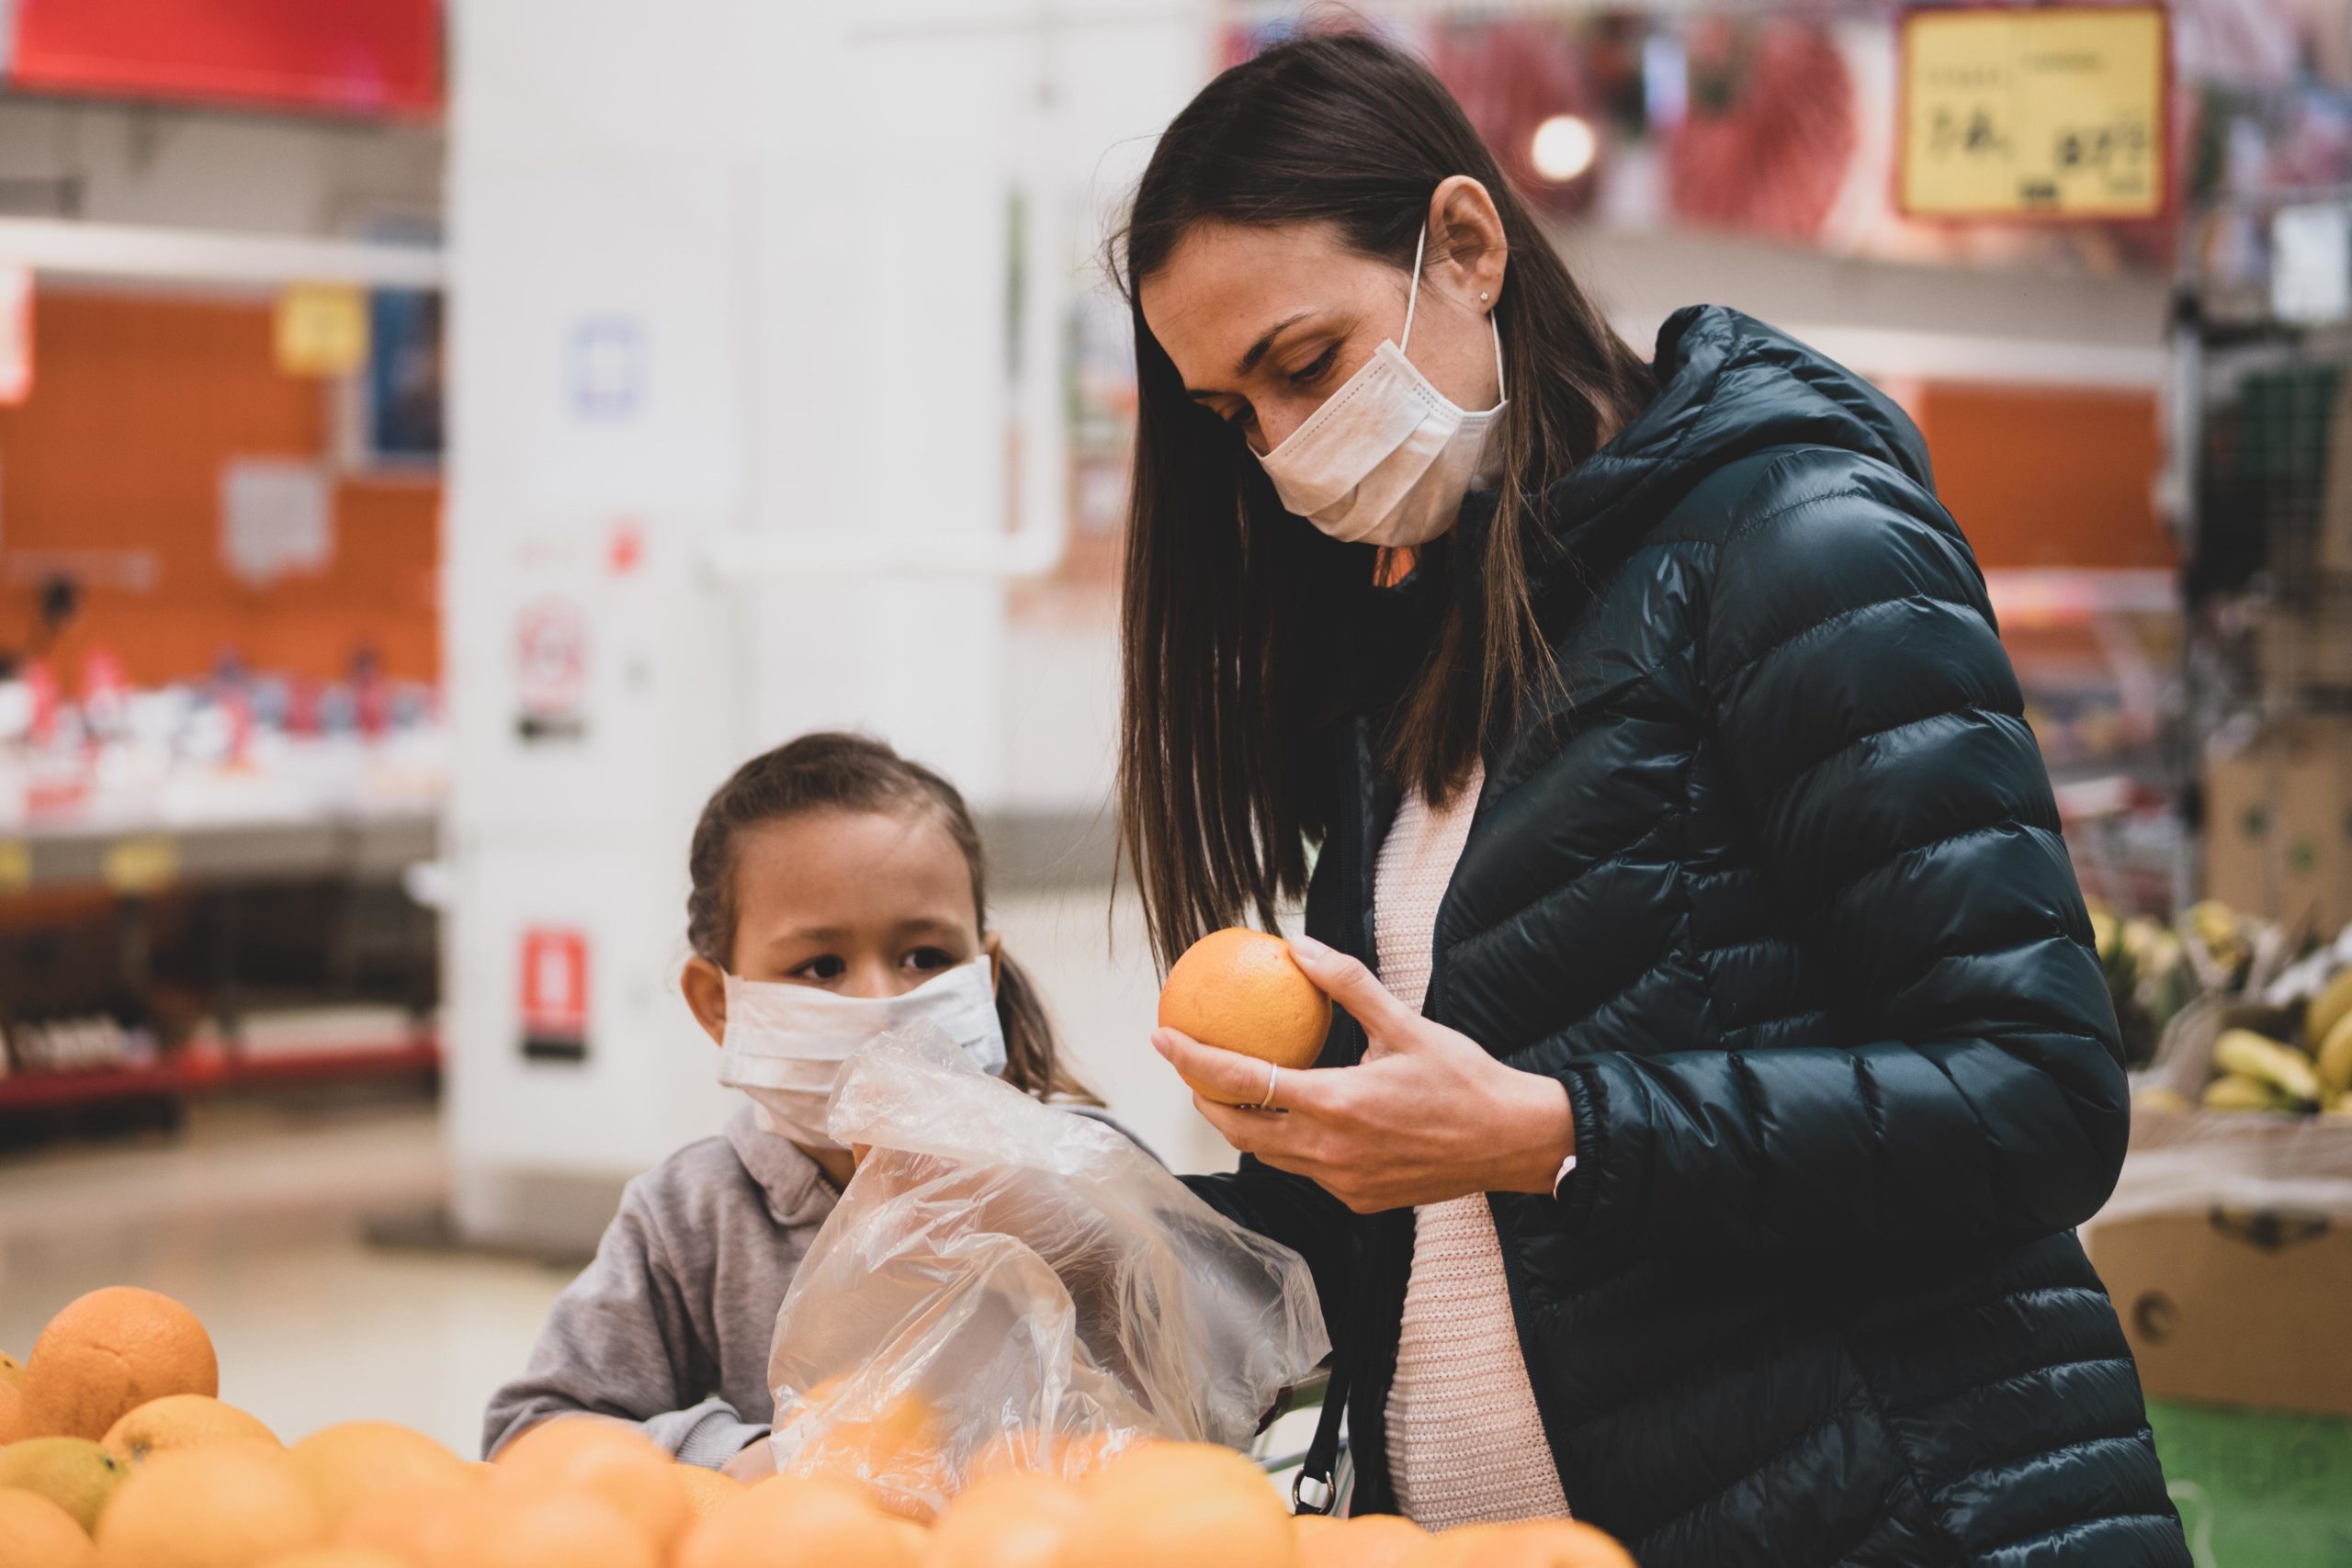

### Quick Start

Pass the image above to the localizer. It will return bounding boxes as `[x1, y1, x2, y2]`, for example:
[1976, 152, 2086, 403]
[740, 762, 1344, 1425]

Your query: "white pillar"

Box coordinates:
[445, 0, 1218, 1243]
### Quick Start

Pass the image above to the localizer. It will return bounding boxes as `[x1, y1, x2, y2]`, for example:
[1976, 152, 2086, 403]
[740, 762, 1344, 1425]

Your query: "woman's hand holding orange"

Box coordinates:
[1152, 935, 1574, 1213]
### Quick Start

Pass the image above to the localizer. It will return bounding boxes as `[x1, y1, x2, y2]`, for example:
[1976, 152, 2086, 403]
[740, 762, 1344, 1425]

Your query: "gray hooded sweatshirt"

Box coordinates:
[481, 1106, 835, 1467]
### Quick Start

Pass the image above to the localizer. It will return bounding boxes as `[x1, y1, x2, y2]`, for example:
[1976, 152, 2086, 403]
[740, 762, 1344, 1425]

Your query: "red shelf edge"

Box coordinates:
[0, 1036, 441, 1111]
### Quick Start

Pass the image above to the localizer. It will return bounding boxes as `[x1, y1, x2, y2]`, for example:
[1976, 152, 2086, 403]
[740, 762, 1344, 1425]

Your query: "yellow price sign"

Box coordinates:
[101, 835, 180, 895]
[275, 282, 369, 377]
[1899, 6, 2167, 220]
[0, 840, 28, 895]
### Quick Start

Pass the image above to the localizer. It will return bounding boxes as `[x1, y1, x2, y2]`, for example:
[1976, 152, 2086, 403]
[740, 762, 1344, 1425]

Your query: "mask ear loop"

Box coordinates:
[1399, 221, 1430, 350]
[1401, 220, 1510, 398]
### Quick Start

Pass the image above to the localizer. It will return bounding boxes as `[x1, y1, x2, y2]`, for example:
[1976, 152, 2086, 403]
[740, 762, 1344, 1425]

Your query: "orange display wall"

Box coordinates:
[1911, 382, 2176, 572]
[0, 290, 439, 686]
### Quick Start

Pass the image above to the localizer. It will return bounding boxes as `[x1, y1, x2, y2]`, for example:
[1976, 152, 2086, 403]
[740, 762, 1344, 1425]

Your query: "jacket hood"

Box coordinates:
[1526, 305, 1933, 573]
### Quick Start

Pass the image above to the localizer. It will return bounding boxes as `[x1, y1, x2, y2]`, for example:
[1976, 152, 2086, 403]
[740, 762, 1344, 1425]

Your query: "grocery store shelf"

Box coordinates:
[0, 807, 437, 894]
[0, 1061, 184, 1111]
[0, 1037, 441, 1112]
[0, 216, 445, 290]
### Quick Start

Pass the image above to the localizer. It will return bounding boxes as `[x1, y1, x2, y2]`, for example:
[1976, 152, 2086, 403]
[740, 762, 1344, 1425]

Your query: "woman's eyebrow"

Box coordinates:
[1185, 310, 1313, 397]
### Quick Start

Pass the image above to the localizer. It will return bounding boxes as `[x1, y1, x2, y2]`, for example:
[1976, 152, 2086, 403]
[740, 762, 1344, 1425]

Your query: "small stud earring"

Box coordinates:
[1480, 291, 1490, 301]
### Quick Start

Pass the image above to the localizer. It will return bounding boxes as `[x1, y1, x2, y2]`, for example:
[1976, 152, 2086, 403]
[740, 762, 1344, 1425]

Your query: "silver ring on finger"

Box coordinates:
[1256, 1061, 1281, 1111]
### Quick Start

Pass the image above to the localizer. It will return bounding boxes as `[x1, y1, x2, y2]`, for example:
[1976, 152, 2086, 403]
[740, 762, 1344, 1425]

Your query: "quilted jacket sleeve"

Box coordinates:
[1553, 458, 2131, 1254]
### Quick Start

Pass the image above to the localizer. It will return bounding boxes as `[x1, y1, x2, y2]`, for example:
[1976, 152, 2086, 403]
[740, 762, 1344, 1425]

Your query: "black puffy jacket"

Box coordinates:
[1186, 308, 2188, 1567]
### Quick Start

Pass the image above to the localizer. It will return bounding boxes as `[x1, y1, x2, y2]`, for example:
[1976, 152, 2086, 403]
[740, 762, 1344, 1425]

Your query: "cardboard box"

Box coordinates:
[2090, 1209, 2352, 1419]
[2202, 718, 2352, 935]
[2203, 740, 2274, 919]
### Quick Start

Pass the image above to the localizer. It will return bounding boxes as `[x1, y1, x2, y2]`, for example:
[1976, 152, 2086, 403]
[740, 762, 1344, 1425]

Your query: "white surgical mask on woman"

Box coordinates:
[1256, 223, 1508, 547]
[715, 956, 1006, 1150]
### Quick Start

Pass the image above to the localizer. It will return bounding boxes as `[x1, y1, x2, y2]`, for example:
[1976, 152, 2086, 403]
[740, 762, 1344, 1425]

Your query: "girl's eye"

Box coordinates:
[791, 955, 846, 981]
[1220, 403, 1252, 431]
[1287, 344, 1339, 386]
[903, 947, 956, 972]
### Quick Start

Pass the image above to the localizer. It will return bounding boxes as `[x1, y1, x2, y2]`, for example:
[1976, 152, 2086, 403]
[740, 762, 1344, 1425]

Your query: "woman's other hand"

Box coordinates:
[1152, 935, 1573, 1213]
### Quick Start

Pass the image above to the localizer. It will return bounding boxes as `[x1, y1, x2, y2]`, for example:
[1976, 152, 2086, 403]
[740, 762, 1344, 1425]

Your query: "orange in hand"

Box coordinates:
[1158, 930, 1331, 1085]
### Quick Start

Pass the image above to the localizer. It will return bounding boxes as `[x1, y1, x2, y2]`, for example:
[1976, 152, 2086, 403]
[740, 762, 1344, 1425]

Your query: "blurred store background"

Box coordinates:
[0, 0, 2348, 1550]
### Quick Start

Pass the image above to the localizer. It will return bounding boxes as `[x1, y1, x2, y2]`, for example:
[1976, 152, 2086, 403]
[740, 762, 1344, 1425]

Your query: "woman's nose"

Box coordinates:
[1252, 389, 1332, 456]
[1252, 405, 1303, 454]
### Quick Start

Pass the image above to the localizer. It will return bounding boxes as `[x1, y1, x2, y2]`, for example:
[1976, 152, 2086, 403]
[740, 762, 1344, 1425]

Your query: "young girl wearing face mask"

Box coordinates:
[481, 731, 1093, 1472]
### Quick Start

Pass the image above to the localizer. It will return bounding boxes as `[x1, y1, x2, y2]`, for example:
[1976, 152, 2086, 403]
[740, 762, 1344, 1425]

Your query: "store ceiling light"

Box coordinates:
[1530, 114, 1598, 184]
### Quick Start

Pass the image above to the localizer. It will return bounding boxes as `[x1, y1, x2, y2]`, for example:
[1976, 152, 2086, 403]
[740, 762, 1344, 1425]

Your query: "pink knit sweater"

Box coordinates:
[1375, 762, 1570, 1527]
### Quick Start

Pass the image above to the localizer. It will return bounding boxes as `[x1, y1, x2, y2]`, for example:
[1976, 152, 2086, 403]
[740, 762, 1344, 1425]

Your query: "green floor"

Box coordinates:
[2150, 1399, 2352, 1567]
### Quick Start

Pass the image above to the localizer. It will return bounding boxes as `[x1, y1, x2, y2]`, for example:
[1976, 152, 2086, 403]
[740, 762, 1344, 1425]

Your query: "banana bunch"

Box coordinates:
[2187, 900, 2251, 981]
[2087, 900, 2201, 1068]
[2195, 983, 2352, 1114]
[2201, 1027, 2315, 1111]
[2312, 967, 2352, 1107]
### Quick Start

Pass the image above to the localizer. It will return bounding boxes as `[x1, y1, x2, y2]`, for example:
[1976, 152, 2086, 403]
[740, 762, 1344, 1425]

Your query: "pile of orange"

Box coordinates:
[0, 1283, 1642, 1567]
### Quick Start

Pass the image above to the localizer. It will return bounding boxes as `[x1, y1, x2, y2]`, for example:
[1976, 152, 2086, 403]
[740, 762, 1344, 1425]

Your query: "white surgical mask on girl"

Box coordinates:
[1255, 222, 1508, 548]
[715, 956, 1007, 1151]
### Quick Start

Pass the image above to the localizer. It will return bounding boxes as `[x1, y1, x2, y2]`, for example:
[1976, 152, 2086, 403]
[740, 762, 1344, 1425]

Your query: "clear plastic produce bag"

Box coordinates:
[763, 1027, 1329, 1517]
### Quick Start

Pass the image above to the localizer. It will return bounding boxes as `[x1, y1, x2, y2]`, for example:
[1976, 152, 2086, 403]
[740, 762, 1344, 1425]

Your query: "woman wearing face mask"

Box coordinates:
[481, 732, 1098, 1475]
[1126, 33, 2186, 1568]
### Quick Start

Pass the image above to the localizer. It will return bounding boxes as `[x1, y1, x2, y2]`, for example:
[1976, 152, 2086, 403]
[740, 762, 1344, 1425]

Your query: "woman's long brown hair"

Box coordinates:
[1114, 30, 1657, 969]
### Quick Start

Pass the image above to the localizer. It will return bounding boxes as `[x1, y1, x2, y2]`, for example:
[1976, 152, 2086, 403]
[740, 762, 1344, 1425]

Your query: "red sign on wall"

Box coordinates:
[519, 927, 589, 1062]
[9, 0, 441, 118]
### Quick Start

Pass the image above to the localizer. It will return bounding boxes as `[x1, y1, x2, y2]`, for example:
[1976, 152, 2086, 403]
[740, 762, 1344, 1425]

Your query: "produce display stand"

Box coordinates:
[0, 798, 442, 1131]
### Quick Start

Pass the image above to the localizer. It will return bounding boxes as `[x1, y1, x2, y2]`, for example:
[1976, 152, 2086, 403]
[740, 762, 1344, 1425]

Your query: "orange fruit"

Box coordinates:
[1158, 930, 1330, 1079]
[1456, 1521, 1638, 1568]
[970, 1429, 1128, 1484]
[254, 1553, 411, 1568]
[1060, 1442, 1295, 1568]
[675, 1464, 744, 1523]
[20, 1290, 218, 1442]
[0, 1438, 128, 1532]
[1077, 1440, 1270, 1495]
[1300, 1515, 1426, 1568]
[289, 1421, 469, 1530]
[0, 1350, 22, 1444]
[333, 1481, 475, 1562]
[778, 1382, 944, 1514]
[492, 1417, 688, 1552]
[929, 1472, 1084, 1568]
[94, 1442, 324, 1568]
[0, 1488, 96, 1568]
[1403, 1525, 1511, 1568]
[676, 1474, 915, 1568]
[423, 1484, 656, 1568]
[102, 1394, 276, 1466]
